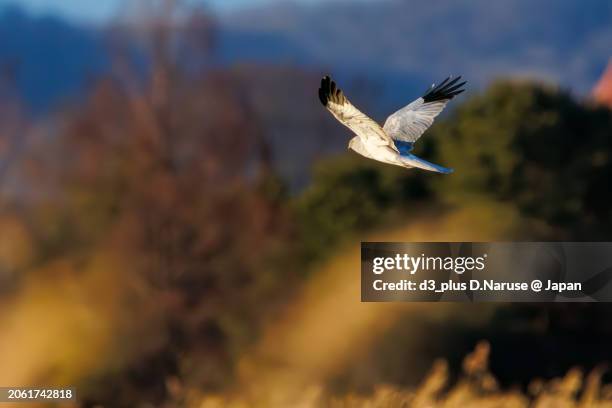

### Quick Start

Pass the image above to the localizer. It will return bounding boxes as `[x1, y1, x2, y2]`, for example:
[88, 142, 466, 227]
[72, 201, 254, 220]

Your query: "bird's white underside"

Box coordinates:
[325, 95, 453, 173]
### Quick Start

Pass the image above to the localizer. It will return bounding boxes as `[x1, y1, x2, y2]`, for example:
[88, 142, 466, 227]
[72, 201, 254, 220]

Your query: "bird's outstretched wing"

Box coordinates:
[383, 76, 466, 144]
[319, 76, 398, 152]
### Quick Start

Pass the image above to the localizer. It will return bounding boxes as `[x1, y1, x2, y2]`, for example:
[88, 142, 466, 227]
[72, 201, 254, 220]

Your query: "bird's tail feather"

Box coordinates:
[399, 153, 453, 174]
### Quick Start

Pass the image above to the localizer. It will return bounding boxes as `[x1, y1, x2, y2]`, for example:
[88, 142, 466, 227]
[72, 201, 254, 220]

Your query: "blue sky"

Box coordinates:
[0, 0, 299, 21]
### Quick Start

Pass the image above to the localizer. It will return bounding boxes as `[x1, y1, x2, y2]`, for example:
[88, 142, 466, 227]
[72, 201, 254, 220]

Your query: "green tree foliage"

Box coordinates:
[431, 80, 612, 237]
[296, 80, 612, 263]
[294, 154, 430, 263]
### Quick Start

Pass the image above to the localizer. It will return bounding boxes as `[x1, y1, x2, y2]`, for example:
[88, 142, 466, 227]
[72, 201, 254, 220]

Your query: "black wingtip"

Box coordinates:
[319, 75, 330, 106]
[423, 75, 467, 103]
[318, 75, 345, 107]
[319, 86, 328, 106]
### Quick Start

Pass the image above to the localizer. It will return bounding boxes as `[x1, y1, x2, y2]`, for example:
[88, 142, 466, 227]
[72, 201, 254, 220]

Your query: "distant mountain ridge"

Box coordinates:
[219, 0, 612, 92]
[1, 0, 612, 112]
[0, 5, 108, 112]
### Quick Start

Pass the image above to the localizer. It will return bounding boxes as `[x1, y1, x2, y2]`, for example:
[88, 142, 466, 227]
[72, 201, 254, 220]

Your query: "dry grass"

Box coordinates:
[0, 202, 590, 407]
[197, 341, 612, 408]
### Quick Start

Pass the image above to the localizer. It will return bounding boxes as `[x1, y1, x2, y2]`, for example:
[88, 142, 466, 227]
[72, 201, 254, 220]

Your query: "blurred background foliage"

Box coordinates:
[432, 82, 612, 237]
[0, 0, 612, 407]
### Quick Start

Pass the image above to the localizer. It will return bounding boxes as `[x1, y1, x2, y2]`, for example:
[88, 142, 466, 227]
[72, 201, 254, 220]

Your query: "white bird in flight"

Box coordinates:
[318, 75, 466, 174]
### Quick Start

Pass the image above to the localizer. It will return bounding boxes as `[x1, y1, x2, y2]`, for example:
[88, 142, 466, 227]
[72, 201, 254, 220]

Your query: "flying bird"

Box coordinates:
[318, 75, 466, 174]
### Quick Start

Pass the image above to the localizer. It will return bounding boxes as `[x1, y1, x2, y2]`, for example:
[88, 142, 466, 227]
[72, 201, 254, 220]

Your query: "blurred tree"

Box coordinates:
[431, 80, 612, 238]
[295, 154, 430, 264]
[18, 2, 297, 406]
[0, 69, 34, 291]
